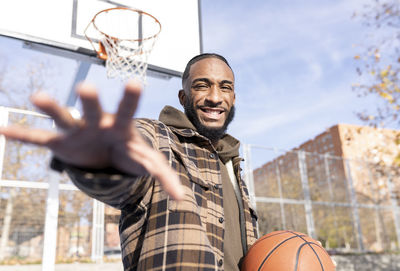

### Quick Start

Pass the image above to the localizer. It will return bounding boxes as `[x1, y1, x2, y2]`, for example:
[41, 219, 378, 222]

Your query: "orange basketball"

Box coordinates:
[241, 230, 335, 271]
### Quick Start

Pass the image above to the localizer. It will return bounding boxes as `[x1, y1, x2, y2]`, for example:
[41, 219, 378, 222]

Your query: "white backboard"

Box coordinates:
[0, 0, 202, 77]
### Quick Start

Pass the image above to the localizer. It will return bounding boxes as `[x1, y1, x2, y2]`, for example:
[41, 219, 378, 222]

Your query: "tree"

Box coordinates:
[353, 0, 400, 128]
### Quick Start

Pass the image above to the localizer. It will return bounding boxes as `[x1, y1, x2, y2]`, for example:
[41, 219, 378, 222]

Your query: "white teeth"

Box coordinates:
[201, 108, 223, 119]
[209, 111, 219, 117]
[205, 109, 222, 114]
[200, 108, 224, 120]
[205, 110, 221, 116]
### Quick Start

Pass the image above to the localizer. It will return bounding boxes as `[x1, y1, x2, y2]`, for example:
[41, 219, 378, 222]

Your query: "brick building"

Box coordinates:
[252, 124, 400, 252]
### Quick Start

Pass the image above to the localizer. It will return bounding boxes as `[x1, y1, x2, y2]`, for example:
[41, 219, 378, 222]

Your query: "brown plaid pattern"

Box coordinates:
[61, 118, 258, 271]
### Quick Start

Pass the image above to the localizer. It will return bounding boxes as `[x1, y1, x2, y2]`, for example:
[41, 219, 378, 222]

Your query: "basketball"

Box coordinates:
[241, 230, 335, 271]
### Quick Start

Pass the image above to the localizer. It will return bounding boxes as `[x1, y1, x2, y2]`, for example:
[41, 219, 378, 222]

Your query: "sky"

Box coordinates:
[201, 0, 374, 145]
[0, 0, 382, 168]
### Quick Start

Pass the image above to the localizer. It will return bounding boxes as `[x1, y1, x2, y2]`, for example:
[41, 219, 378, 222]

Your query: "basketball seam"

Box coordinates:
[287, 230, 331, 257]
[257, 235, 302, 271]
[251, 230, 306, 248]
[288, 231, 325, 271]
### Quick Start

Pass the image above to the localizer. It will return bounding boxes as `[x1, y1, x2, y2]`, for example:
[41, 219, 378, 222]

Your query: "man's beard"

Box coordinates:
[183, 98, 235, 142]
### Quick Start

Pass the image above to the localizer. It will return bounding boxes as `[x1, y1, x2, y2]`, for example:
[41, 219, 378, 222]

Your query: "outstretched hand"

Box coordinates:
[0, 80, 183, 200]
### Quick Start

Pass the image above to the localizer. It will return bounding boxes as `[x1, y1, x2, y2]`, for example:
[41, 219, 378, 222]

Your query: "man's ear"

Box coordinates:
[178, 89, 186, 106]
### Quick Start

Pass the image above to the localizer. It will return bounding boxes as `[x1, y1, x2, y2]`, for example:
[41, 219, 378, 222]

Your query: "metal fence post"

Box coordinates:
[274, 148, 286, 229]
[41, 121, 60, 271]
[386, 169, 400, 250]
[242, 144, 256, 209]
[0, 109, 9, 261]
[41, 172, 60, 271]
[297, 151, 316, 239]
[344, 159, 365, 251]
[242, 144, 259, 236]
[91, 199, 105, 263]
[323, 154, 340, 246]
[367, 163, 384, 250]
[0, 107, 8, 180]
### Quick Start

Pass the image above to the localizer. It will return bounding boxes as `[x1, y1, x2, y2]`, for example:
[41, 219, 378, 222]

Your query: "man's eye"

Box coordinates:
[194, 84, 207, 89]
[221, 85, 233, 90]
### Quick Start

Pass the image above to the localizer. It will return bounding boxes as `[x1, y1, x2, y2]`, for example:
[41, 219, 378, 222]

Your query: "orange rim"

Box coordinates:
[91, 7, 161, 42]
[85, 7, 161, 61]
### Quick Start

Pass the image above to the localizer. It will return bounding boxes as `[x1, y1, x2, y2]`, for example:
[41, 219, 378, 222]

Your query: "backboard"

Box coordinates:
[0, 0, 202, 78]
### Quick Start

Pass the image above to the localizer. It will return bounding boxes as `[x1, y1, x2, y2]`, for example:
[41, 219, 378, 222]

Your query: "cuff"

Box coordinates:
[49, 156, 136, 177]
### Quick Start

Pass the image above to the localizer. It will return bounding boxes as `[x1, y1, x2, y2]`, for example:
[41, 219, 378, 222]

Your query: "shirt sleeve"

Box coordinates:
[49, 118, 158, 210]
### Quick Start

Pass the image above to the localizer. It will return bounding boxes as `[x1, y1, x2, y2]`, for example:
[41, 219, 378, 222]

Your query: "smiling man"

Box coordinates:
[180, 54, 236, 143]
[0, 53, 258, 270]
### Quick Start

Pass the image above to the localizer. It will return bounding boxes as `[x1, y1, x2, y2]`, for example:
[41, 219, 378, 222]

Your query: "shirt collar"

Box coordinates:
[158, 106, 240, 163]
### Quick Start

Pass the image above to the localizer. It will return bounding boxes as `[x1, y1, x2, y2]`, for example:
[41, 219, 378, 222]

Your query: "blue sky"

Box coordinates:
[0, 0, 379, 167]
[201, 0, 374, 148]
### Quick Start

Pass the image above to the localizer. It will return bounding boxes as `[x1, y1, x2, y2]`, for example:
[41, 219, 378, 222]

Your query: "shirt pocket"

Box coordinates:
[168, 177, 208, 213]
[167, 144, 209, 228]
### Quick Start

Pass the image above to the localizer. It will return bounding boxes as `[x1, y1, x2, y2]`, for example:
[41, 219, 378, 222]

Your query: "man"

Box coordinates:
[0, 53, 258, 270]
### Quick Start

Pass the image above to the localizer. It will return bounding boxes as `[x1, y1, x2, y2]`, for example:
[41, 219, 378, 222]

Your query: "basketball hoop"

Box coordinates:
[84, 7, 161, 82]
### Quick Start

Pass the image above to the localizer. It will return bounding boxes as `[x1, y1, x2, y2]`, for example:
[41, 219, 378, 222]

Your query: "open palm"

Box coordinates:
[0, 80, 183, 200]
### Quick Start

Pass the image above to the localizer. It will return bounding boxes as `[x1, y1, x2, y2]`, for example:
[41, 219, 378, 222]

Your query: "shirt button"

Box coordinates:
[209, 153, 215, 159]
[218, 217, 224, 223]
[218, 259, 223, 267]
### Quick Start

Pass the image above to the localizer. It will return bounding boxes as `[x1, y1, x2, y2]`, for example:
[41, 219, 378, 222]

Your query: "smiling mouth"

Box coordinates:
[199, 107, 226, 120]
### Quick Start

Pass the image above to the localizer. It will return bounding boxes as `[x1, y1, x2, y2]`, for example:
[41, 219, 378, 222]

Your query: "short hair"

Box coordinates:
[181, 53, 234, 86]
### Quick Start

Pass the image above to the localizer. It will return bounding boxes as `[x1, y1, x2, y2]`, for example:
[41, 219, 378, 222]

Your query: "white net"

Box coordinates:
[85, 8, 161, 82]
[101, 37, 157, 82]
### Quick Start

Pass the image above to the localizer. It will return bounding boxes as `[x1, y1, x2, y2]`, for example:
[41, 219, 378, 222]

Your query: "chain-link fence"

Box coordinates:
[0, 107, 121, 269]
[1, 106, 400, 269]
[242, 144, 400, 253]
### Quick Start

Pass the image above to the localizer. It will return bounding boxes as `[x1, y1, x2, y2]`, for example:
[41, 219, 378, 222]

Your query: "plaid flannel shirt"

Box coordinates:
[59, 112, 258, 271]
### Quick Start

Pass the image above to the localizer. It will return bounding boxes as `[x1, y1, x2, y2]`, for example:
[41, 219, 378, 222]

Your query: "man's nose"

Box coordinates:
[205, 86, 222, 105]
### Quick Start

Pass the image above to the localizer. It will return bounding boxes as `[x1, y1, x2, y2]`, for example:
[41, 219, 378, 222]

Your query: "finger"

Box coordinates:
[114, 80, 142, 129]
[151, 156, 184, 201]
[76, 82, 102, 126]
[124, 140, 184, 201]
[0, 126, 59, 146]
[332, 258, 337, 267]
[30, 92, 77, 130]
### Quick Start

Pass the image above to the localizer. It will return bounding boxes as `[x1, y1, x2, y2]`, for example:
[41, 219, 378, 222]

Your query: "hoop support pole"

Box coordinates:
[67, 61, 91, 107]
